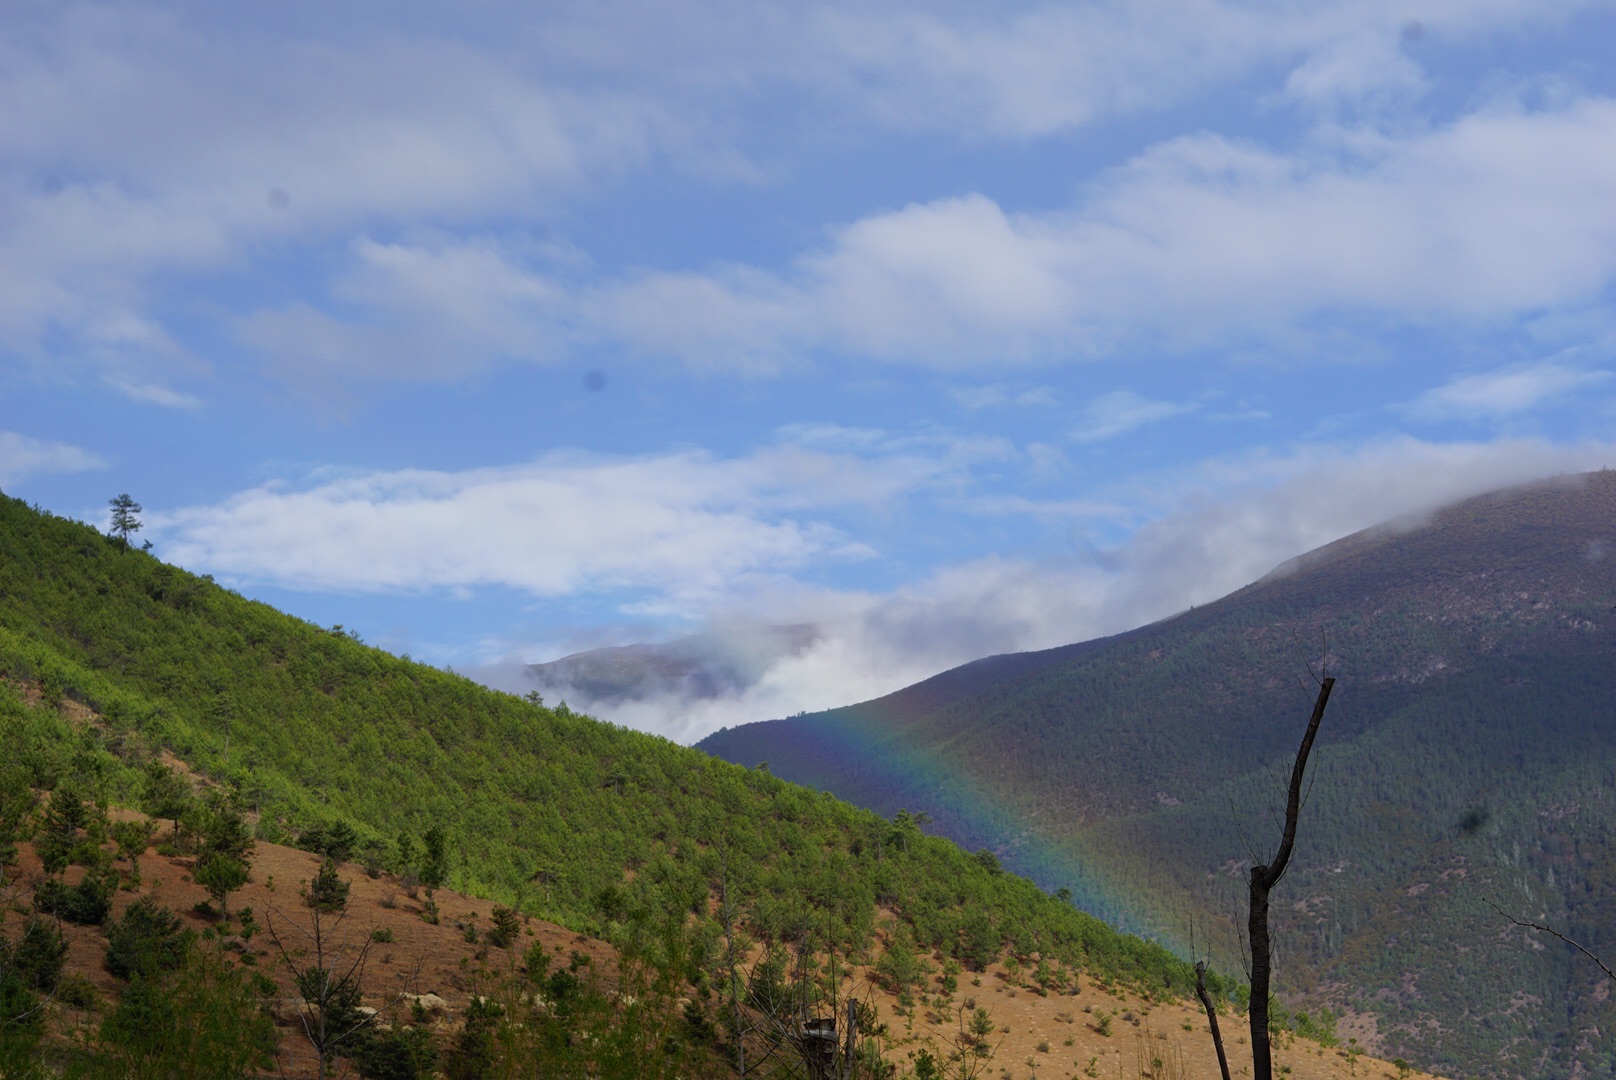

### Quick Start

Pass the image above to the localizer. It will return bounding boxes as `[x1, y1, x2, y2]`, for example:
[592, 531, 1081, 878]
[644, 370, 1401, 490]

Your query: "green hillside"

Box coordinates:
[701, 471, 1616, 1079]
[0, 491, 1207, 1061]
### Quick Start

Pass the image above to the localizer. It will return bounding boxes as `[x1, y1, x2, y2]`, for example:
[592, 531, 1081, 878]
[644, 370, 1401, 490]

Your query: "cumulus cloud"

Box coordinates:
[489, 436, 1616, 742]
[1404, 361, 1613, 419]
[0, 432, 107, 487]
[592, 99, 1616, 368]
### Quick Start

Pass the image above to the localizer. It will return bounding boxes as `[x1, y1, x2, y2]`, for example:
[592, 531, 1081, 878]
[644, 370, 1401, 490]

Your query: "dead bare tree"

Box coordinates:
[1244, 674, 1334, 1080]
[1194, 960, 1234, 1080]
[737, 937, 877, 1080]
[263, 864, 417, 1079]
[263, 900, 374, 1079]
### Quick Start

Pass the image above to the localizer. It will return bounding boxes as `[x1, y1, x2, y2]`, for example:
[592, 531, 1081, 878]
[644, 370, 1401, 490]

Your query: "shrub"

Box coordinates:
[140, 761, 194, 829]
[110, 819, 155, 875]
[307, 858, 350, 913]
[1292, 1007, 1340, 1048]
[105, 897, 194, 980]
[300, 820, 358, 863]
[97, 943, 276, 1076]
[873, 935, 928, 995]
[9, 919, 68, 993]
[488, 906, 521, 949]
[34, 871, 113, 926]
[522, 941, 551, 983]
[420, 826, 448, 891]
[56, 974, 100, 1010]
[348, 1024, 437, 1080]
[195, 851, 251, 915]
[444, 996, 502, 1080]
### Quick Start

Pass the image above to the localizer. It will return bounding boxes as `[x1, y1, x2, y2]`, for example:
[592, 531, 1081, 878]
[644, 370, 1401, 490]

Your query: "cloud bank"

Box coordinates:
[583, 439, 1616, 742]
[6, 1, 1613, 395]
[157, 434, 1616, 742]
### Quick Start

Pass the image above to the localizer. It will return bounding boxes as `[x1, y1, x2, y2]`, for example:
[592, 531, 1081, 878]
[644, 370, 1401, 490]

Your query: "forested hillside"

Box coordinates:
[0, 491, 1215, 1074]
[702, 470, 1616, 1079]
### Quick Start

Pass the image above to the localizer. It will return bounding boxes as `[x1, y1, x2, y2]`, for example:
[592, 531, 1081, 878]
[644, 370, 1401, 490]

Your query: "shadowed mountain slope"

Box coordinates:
[700, 470, 1616, 1079]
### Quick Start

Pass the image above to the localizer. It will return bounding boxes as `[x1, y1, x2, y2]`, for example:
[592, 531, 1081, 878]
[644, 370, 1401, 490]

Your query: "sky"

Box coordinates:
[5, 0, 1616, 743]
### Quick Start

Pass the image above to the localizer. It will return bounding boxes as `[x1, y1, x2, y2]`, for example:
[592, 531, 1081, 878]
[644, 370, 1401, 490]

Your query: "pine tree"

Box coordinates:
[107, 493, 143, 552]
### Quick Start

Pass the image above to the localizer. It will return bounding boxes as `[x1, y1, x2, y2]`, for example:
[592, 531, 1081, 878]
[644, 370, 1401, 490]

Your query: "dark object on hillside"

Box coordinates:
[307, 858, 351, 914]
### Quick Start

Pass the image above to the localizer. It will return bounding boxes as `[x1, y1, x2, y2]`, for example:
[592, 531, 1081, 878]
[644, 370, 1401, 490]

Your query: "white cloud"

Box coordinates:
[1279, 31, 1425, 112]
[495, 436, 1616, 742]
[0, 5, 658, 386]
[240, 236, 567, 384]
[1404, 362, 1612, 419]
[4, 1, 1607, 392]
[951, 384, 1057, 409]
[1070, 390, 1196, 442]
[804, 0, 1593, 137]
[105, 377, 204, 409]
[0, 432, 107, 487]
[151, 443, 973, 600]
[624, 99, 1616, 367]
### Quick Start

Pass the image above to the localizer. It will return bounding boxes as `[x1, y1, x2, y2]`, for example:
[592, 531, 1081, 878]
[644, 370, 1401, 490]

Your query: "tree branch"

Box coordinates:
[1486, 899, 1616, 984]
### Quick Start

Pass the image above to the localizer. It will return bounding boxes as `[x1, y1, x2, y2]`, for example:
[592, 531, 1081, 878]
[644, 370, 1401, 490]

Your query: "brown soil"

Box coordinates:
[872, 963, 1441, 1080]
[7, 823, 1437, 1079]
[7, 828, 614, 1077]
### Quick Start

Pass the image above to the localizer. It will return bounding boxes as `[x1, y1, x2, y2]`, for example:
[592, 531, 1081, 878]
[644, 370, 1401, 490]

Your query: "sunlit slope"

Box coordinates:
[0, 492, 1199, 1003]
[700, 470, 1616, 1079]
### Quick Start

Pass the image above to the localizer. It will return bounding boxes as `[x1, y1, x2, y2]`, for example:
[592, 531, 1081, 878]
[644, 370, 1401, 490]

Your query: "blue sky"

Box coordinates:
[5, 0, 1616, 741]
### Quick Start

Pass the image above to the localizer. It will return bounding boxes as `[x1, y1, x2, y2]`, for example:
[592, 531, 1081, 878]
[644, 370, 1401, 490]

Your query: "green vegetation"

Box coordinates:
[104, 896, 194, 980]
[0, 491, 1218, 1074]
[91, 939, 278, 1079]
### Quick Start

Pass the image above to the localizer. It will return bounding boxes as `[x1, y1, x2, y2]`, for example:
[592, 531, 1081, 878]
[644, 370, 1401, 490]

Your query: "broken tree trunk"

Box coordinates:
[1195, 960, 1233, 1080]
[1247, 676, 1333, 1080]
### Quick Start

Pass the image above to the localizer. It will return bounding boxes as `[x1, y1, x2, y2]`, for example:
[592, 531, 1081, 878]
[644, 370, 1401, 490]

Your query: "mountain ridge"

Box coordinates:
[699, 470, 1616, 1079]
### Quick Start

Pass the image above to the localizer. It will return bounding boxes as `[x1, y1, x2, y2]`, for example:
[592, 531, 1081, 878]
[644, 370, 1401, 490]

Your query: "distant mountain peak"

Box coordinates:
[526, 623, 820, 705]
